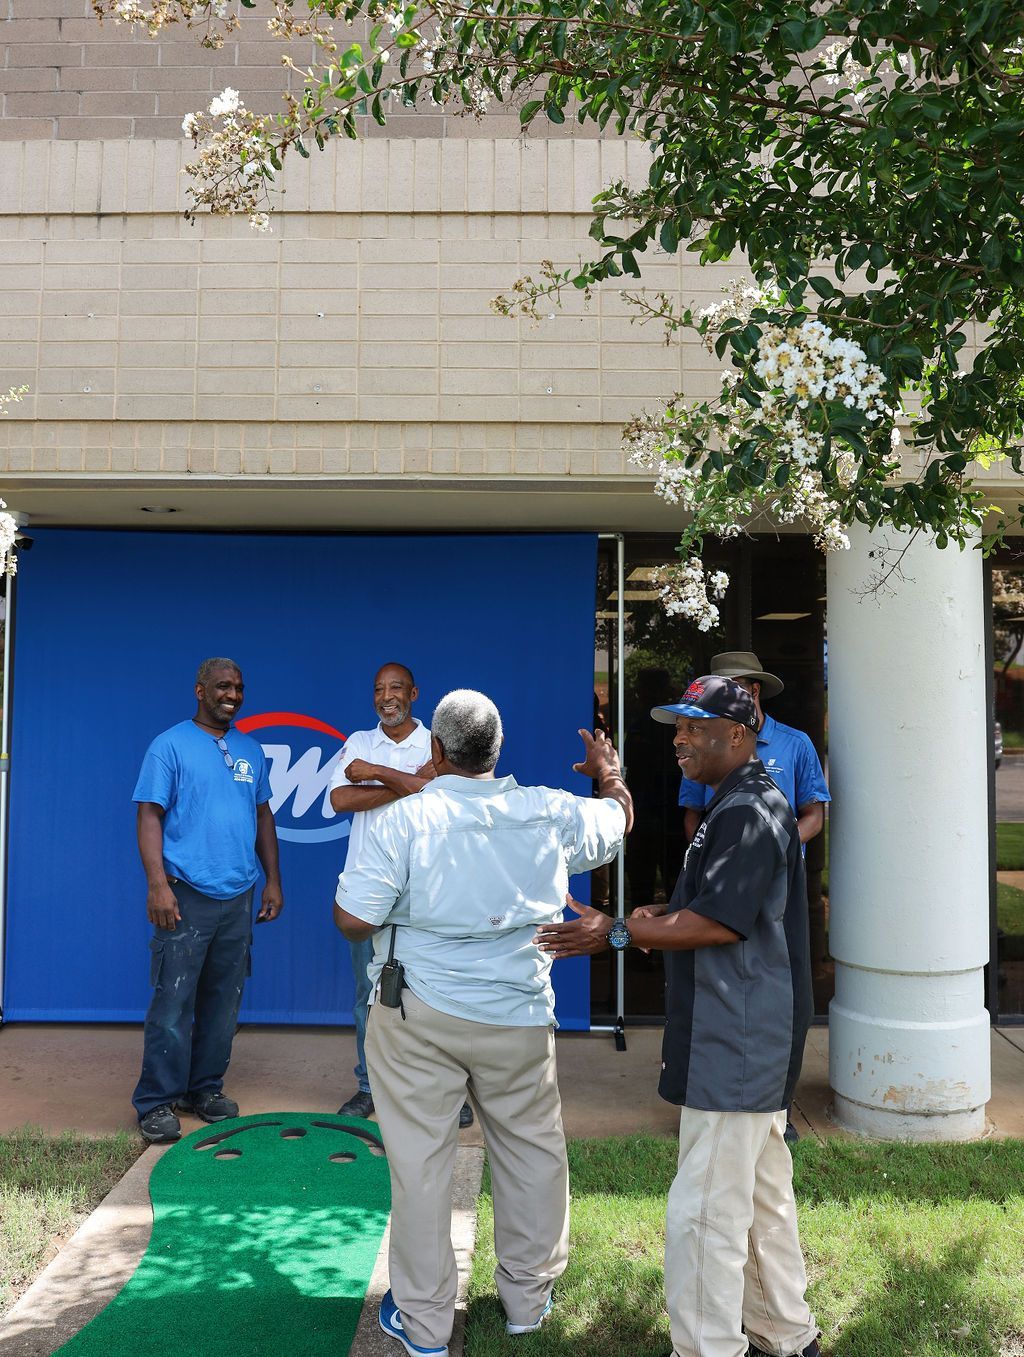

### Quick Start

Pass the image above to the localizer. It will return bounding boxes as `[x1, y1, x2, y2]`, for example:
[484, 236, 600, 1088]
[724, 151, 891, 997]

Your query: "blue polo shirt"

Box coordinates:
[678, 713, 830, 815]
[133, 720, 272, 900]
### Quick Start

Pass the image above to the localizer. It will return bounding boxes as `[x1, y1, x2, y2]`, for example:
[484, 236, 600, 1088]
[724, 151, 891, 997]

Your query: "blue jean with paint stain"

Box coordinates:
[132, 879, 253, 1119]
[350, 934, 375, 1095]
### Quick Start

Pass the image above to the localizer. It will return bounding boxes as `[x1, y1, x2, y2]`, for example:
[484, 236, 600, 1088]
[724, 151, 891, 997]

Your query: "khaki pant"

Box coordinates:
[365, 990, 569, 1350]
[665, 1108, 818, 1357]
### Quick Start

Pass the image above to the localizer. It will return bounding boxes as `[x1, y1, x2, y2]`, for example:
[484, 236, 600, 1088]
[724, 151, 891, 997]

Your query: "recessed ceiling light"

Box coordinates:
[609, 589, 660, 601]
[626, 566, 660, 581]
[140, 506, 179, 514]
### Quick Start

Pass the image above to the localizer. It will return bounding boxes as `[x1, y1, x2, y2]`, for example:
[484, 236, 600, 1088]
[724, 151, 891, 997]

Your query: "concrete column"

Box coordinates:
[826, 524, 991, 1140]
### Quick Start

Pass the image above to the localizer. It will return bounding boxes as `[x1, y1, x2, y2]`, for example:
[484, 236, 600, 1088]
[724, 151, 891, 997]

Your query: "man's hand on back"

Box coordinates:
[147, 881, 181, 931]
[535, 897, 612, 958]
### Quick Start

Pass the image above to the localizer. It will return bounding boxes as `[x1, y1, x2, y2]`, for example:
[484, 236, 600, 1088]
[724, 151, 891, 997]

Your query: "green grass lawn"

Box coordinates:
[999, 881, 1024, 942]
[997, 823, 1024, 872]
[465, 1136, 1024, 1357]
[820, 823, 1024, 892]
[0, 1127, 142, 1315]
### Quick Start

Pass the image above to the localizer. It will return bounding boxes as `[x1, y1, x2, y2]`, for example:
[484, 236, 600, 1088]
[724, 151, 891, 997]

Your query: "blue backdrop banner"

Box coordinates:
[3, 531, 598, 1029]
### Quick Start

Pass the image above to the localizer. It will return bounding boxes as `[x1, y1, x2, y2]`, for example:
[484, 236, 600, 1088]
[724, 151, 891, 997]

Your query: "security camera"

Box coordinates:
[14, 532, 33, 552]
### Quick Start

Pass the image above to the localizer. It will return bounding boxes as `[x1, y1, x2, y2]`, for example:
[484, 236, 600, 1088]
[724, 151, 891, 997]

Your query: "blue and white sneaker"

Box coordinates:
[378, 1289, 449, 1357]
[505, 1293, 553, 1335]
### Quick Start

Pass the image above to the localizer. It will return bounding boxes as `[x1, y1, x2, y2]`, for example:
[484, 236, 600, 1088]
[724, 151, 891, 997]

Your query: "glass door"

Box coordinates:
[592, 534, 830, 1025]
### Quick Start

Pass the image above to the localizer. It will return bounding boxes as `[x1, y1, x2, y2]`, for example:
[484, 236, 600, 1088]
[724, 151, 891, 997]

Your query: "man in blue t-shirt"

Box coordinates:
[677, 651, 830, 847]
[131, 657, 283, 1143]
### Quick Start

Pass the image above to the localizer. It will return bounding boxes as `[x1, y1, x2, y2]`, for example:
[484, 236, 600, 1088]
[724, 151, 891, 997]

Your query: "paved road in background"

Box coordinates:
[998, 756, 1024, 821]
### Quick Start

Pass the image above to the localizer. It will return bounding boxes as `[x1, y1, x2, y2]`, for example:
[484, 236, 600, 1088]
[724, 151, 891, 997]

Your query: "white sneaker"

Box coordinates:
[505, 1294, 553, 1335]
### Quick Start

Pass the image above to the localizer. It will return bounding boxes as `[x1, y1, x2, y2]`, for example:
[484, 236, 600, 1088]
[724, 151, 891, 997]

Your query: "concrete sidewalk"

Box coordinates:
[2, 1022, 1023, 1355]
[5, 1020, 1024, 1141]
[0, 1022, 682, 1141]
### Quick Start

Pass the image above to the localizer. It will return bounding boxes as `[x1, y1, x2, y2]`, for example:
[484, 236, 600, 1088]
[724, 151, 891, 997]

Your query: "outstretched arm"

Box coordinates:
[536, 898, 739, 958]
[575, 728, 634, 833]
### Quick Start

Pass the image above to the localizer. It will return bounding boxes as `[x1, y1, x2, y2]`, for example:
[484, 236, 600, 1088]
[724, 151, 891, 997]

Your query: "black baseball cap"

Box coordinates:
[651, 675, 759, 731]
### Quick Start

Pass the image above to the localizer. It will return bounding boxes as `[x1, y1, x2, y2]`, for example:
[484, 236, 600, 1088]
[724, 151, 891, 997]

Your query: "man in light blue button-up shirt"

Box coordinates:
[334, 689, 631, 1357]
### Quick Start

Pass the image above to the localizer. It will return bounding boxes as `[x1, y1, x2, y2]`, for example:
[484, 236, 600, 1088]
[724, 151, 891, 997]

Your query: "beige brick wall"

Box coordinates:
[0, 131, 1013, 497]
[2, 0, 596, 142]
[0, 414, 657, 479]
[0, 136, 741, 479]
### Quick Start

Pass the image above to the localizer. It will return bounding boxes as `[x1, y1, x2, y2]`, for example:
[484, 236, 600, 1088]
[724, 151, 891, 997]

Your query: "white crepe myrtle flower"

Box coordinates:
[653, 560, 723, 632]
[209, 87, 241, 118]
[621, 283, 902, 618]
[176, 91, 276, 230]
[0, 498, 19, 578]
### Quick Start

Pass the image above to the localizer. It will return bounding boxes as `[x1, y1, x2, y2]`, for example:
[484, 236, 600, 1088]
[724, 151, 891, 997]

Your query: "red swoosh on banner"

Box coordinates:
[235, 712, 347, 741]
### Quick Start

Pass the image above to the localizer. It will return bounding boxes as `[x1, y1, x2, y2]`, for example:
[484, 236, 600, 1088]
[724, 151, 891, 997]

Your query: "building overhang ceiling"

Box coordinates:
[4, 474, 1023, 536]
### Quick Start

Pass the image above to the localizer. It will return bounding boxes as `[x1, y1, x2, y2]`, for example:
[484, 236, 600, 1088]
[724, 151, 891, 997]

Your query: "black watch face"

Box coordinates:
[609, 920, 630, 950]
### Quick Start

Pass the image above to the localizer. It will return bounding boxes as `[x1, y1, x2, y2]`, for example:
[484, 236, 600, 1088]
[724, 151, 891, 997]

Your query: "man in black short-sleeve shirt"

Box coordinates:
[537, 676, 821, 1357]
[660, 756, 812, 1115]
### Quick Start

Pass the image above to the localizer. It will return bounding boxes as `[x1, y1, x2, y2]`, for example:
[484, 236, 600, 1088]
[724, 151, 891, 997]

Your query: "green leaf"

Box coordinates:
[295, 139, 310, 159]
[980, 236, 1002, 270]
[546, 103, 566, 124]
[660, 219, 680, 253]
[520, 100, 543, 125]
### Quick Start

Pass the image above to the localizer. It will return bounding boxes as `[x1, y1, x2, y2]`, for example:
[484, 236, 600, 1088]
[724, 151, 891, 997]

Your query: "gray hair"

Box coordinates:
[196, 657, 241, 685]
[431, 689, 503, 774]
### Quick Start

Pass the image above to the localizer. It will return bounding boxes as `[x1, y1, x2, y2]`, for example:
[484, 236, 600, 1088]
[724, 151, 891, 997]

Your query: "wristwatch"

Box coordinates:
[607, 917, 632, 951]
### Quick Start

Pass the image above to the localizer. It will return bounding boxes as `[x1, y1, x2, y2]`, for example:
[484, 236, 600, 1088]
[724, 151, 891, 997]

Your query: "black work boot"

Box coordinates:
[176, 1090, 239, 1122]
[139, 1105, 181, 1143]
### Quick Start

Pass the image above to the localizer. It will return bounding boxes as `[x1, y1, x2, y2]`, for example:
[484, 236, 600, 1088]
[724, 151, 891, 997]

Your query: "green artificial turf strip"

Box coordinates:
[465, 1136, 1024, 1357]
[56, 1113, 391, 1357]
[0, 1128, 142, 1315]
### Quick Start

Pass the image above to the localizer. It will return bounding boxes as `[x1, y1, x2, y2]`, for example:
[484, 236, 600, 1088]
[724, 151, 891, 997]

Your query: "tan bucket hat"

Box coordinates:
[710, 650, 784, 700]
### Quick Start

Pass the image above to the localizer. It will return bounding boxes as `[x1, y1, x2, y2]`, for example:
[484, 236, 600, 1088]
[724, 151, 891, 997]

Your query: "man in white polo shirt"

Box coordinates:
[334, 690, 631, 1357]
[329, 661, 440, 1119]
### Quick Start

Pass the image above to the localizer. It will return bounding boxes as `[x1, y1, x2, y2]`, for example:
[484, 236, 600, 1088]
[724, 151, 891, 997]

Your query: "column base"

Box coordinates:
[832, 1092, 987, 1143]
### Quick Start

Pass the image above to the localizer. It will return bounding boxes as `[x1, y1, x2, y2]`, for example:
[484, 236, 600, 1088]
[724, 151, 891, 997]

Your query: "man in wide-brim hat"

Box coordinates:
[677, 650, 829, 849]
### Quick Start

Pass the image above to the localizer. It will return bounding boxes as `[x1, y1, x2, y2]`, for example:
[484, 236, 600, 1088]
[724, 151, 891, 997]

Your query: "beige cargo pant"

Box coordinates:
[665, 1108, 818, 1357]
[365, 989, 569, 1351]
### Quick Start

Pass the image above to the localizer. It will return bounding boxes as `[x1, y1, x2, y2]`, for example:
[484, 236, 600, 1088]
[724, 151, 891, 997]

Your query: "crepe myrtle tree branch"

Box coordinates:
[101, 0, 1024, 614]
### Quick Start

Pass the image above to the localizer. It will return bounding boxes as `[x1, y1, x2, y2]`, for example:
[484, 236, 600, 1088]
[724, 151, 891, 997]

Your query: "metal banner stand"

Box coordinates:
[593, 532, 627, 1050]
[0, 568, 15, 1026]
